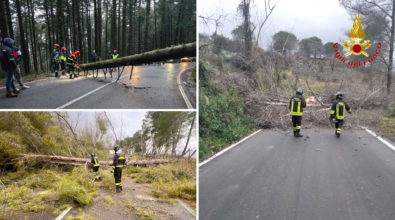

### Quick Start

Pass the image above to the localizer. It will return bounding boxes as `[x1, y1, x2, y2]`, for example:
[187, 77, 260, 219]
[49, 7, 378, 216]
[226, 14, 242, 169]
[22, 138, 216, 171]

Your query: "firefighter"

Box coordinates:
[112, 50, 118, 72]
[52, 44, 60, 78]
[111, 145, 125, 192]
[91, 153, 100, 173]
[59, 47, 67, 76]
[0, 37, 18, 97]
[330, 92, 351, 138]
[289, 88, 307, 137]
[66, 51, 80, 79]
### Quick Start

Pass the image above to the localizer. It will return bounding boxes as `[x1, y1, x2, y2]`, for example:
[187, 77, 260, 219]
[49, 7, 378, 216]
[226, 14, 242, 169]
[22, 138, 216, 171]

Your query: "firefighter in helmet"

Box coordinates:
[111, 145, 125, 192]
[111, 50, 118, 72]
[66, 51, 80, 79]
[52, 44, 60, 78]
[91, 153, 100, 173]
[330, 92, 351, 138]
[289, 88, 307, 137]
[59, 47, 67, 76]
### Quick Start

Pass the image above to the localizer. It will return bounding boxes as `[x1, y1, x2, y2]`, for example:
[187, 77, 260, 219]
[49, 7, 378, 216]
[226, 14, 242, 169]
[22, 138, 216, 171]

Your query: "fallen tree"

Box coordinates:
[6, 154, 177, 167]
[79, 43, 196, 70]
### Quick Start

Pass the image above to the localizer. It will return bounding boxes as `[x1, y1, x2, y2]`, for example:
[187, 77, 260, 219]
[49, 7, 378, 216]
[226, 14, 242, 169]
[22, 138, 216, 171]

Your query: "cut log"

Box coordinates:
[78, 43, 196, 70]
[15, 154, 177, 167]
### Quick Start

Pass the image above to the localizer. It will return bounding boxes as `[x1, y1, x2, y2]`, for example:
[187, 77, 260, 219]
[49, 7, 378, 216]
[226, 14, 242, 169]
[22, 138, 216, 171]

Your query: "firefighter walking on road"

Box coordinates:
[67, 51, 80, 79]
[289, 88, 307, 137]
[52, 44, 60, 78]
[330, 92, 351, 138]
[91, 153, 100, 173]
[111, 145, 125, 193]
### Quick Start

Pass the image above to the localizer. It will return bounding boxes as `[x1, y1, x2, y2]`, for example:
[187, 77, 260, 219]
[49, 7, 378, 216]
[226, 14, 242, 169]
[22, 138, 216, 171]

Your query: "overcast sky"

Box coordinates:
[66, 111, 197, 154]
[199, 0, 355, 48]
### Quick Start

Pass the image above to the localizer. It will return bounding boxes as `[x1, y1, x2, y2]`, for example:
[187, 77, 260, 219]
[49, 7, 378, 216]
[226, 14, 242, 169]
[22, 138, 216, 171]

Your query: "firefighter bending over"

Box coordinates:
[91, 153, 100, 173]
[330, 92, 351, 138]
[289, 88, 307, 137]
[67, 51, 80, 79]
[111, 145, 125, 193]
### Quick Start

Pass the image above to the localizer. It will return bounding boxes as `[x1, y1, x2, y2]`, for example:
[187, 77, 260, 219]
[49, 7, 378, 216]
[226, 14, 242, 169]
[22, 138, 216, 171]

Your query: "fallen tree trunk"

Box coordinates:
[12, 154, 177, 167]
[79, 43, 196, 70]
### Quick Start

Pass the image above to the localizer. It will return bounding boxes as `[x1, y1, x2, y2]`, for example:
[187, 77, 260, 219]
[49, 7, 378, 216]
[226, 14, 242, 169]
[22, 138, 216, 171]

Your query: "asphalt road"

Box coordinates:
[199, 128, 395, 220]
[0, 62, 195, 109]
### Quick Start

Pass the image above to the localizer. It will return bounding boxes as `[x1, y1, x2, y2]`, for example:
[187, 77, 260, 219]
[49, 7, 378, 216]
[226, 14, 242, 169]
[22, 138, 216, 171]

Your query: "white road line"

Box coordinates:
[177, 67, 194, 109]
[55, 206, 72, 220]
[56, 67, 154, 109]
[363, 127, 395, 151]
[176, 199, 196, 218]
[0, 78, 48, 90]
[199, 129, 262, 167]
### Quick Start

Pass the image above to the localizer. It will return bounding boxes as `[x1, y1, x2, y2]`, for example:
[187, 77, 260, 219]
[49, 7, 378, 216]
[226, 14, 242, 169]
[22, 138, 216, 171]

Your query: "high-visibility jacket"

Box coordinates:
[91, 156, 100, 167]
[52, 49, 59, 62]
[59, 51, 66, 61]
[289, 94, 306, 116]
[331, 99, 351, 120]
[112, 53, 119, 59]
[67, 53, 78, 66]
[112, 152, 126, 168]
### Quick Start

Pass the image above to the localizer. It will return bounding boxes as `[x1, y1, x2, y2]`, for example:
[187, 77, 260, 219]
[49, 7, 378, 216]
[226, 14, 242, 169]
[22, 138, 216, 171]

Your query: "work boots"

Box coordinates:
[293, 131, 296, 136]
[336, 133, 341, 138]
[55, 72, 58, 78]
[13, 89, 20, 94]
[120, 186, 123, 191]
[6, 92, 18, 98]
[116, 185, 121, 193]
[69, 74, 74, 79]
[295, 131, 303, 137]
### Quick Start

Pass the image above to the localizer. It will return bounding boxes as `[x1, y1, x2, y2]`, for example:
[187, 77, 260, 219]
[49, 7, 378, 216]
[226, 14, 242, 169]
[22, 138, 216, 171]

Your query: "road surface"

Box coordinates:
[199, 128, 395, 220]
[0, 63, 195, 109]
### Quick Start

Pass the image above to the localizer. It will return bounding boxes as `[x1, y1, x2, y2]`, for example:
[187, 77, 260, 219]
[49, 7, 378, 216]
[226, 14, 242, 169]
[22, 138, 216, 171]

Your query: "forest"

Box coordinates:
[0, 0, 196, 77]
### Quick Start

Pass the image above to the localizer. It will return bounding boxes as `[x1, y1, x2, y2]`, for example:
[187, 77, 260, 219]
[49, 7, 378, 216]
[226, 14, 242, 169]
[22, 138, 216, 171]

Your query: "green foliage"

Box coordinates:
[125, 161, 196, 202]
[199, 87, 254, 160]
[273, 31, 298, 55]
[385, 105, 395, 118]
[55, 167, 97, 206]
[299, 36, 323, 57]
[191, 65, 196, 82]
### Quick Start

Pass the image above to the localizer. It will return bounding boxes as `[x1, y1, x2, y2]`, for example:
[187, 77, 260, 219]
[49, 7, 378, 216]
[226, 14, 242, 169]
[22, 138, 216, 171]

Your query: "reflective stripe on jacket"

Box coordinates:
[289, 94, 306, 116]
[91, 157, 100, 167]
[331, 100, 351, 120]
[112, 152, 126, 168]
[67, 54, 77, 65]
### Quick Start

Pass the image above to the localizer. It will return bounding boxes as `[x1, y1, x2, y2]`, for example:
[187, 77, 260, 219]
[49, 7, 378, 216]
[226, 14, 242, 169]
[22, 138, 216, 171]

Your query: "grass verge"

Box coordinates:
[125, 160, 196, 208]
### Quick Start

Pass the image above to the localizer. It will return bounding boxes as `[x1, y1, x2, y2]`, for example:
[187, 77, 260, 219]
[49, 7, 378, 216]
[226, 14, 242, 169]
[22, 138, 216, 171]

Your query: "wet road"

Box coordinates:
[0, 63, 195, 109]
[199, 129, 395, 220]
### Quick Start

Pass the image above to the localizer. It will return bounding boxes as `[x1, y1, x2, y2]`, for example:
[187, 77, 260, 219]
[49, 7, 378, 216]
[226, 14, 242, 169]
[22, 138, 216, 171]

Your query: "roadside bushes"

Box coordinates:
[378, 105, 395, 138]
[199, 86, 254, 160]
[125, 161, 196, 203]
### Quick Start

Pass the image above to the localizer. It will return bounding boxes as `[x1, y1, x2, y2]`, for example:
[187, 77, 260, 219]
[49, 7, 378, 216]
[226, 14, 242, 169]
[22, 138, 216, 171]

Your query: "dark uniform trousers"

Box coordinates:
[292, 116, 302, 133]
[335, 120, 344, 134]
[114, 167, 123, 187]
